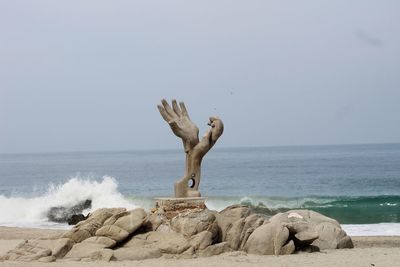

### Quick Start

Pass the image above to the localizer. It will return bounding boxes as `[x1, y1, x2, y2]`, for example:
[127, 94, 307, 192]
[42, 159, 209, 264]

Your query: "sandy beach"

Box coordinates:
[0, 227, 399, 267]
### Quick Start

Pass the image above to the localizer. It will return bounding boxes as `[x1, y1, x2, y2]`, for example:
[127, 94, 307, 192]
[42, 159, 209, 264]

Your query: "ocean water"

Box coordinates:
[0, 143, 399, 235]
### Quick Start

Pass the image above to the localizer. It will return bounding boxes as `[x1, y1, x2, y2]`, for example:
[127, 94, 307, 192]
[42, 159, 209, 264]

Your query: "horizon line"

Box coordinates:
[1, 141, 399, 156]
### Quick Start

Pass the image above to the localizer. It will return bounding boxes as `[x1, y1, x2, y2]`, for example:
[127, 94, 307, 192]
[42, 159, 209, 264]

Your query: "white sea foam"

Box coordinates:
[0, 176, 138, 228]
[342, 223, 400, 236]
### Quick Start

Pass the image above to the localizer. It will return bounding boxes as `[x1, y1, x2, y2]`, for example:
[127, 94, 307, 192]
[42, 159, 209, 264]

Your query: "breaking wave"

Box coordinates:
[0, 177, 399, 233]
[0, 176, 137, 228]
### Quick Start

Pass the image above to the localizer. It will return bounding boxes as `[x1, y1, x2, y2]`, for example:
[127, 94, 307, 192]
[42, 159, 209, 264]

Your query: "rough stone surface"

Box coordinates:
[82, 236, 116, 248]
[1, 206, 354, 262]
[270, 210, 353, 250]
[227, 218, 247, 250]
[198, 242, 232, 257]
[280, 240, 296, 255]
[216, 205, 252, 242]
[64, 243, 108, 259]
[95, 225, 130, 242]
[113, 208, 146, 234]
[113, 247, 162, 261]
[244, 222, 289, 255]
[38, 255, 56, 262]
[171, 209, 218, 238]
[189, 231, 214, 250]
[89, 249, 113, 261]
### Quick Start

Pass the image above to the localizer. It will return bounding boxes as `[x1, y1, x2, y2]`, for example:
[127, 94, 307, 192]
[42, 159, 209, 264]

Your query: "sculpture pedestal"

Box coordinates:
[154, 197, 206, 219]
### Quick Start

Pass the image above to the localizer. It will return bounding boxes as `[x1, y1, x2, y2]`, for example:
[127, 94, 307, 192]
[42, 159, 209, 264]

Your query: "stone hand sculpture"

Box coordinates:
[157, 99, 224, 198]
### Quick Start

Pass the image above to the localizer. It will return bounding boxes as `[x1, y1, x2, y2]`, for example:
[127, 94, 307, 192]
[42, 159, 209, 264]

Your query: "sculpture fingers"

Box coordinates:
[161, 99, 177, 118]
[209, 117, 224, 142]
[157, 105, 172, 122]
[172, 99, 182, 116]
[179, 102, 190, 118]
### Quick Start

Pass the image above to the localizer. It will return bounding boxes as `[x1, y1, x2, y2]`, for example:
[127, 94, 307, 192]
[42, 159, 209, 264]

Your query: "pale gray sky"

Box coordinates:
[1, 0, 400, 153]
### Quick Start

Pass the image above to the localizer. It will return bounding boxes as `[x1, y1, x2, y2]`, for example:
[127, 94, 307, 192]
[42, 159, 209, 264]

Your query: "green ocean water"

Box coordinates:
[0, 143, 399, 228]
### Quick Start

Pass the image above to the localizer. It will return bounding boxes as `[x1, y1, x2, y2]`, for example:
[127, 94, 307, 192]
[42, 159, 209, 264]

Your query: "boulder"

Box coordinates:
[89, 249, 113, 261]
[64, 242, 111, 259]
[113, 247, 162, 261]
[226, 218, 245, 250]
[198, 242, 232, 257]
[280, 240, 296, 255]
[113, 208, 147, 234]
[47, 199, 91, 223]
[38, 255, 56, 262]
[189, 231, 214, 250]
[216, 205, 253, 242]
[239, 214, 265, 249]
[95, 225, 130, 242]
[170, 209, 218, 238]
[1, 239, 73, 262]
[62, 208, 127, 243]
[244, 222, 290, 255]
[82, 236, 116, 248]
[270, 210, 353, 250]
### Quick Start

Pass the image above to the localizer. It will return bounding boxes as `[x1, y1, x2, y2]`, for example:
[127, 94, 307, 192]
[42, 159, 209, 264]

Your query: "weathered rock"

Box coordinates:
[63, 229, 92, 243]
[95, 225, 129, 242]
[239, 214, 265, 249]
[113, 247, 162, 261]
[189, 231, 213, 250]
[244, 222, 290, 255]
[103, 211, 130, 226]
[64, 243, 109, 259]
[1, 239, 71, 262]
[82, 236, 116, 248]
[113, 208, 146, 234]
[146, 231, 191, 254]
[62, 208, 127, 243]
[68, 214, 89, 225]
[38, 255, 56, 262]
[171, 209, 218, 238]
[47, 199, 91, 223]
[52, 238, 74, 258]
[280, 240, 296, 255]
[294, 230, 319, 245]
[216, 205, 252, 242]
[198, 242, 232, 257]
[89, 249, 113, 261]
[270, 210, 353, 250]
[226, 218, 245, 250]
[144, 213, 163, 231]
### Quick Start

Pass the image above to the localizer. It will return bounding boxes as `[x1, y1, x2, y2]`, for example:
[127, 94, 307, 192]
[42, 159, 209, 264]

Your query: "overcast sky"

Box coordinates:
[1, 1, 399, 153]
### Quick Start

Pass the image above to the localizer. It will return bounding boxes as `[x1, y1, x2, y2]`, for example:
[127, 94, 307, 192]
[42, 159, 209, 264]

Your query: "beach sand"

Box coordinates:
[0, 227, 399, 267]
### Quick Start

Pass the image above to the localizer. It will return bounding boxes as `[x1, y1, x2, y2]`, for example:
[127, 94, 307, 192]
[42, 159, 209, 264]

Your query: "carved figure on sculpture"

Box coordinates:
[157, 99, 224, 198]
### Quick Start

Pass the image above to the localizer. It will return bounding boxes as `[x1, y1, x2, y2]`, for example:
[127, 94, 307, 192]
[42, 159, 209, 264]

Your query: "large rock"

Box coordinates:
[239, 214, 265, 249]
[1, 240, 52, 262]
[226, 218, 245, 250]
[198, 242, 232, 257]
[113, 208, 147, 234]
[62, 208, 126, 243]
[95, 225, 130, 242]
[216, 205, 253, 242]
[113, 247, 162, 261]
[170, 209, 218, 239]
[1, 238, 73, 262]
[123, 231, 190, 254]
[244, 221, 291, 255]
[64, 243, 109, 259]
[82, 236, 116, 248]
[189, 231, 214, 250]
[270, 210, 353, 250]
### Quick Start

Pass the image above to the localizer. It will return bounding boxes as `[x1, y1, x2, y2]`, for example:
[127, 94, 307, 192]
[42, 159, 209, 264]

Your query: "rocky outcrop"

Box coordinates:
[1, 205, 353, 262]
[269, 210, 354, 250]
